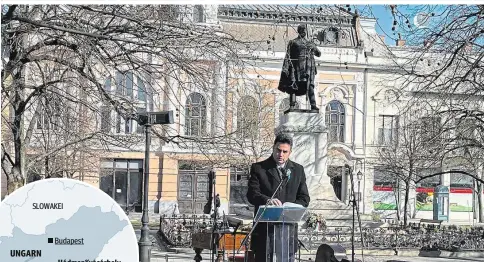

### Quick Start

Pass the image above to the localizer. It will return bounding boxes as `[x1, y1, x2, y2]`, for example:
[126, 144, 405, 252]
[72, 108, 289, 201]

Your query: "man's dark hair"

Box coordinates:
[274, 133, 293, 147]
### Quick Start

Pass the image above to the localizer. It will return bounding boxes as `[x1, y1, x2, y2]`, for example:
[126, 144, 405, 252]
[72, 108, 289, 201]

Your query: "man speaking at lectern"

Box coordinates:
[247, 133, 310, 262]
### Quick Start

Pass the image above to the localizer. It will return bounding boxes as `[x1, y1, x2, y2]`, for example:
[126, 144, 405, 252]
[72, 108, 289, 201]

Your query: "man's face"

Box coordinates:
[272, 142, 291, 165]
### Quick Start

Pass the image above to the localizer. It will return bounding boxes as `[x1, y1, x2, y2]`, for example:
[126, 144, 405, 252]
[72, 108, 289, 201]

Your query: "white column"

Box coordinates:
[353, 79, 365, 152]
[340, 166, 347, 203]
[363, 165, 375, 215]
[211, 62, 227, 137]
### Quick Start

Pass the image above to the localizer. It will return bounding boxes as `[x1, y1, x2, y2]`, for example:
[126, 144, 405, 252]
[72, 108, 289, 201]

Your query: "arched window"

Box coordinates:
[237, 96, 258, 139]
[278, 98, 300, 120]
[325, 100, 345, 143]
[194, 5, 206, 23]
[185, 92, 207, 136]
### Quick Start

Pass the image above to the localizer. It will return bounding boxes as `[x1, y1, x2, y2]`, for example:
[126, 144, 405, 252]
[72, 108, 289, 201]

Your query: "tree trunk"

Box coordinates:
[394, 188, 401, 222]
[395, 179, 401, 222]
[7, 168, 23, 194]
[478, 181, 483, 223]
[45, 156, 50, 178]
[403, 181, 410, 226]
[9, 37, 27, 191]
[12, 109, 26, 188]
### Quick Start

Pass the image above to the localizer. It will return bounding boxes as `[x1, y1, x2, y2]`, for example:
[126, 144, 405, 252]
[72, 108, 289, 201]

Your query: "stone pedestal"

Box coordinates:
[276, 112, 372, 226]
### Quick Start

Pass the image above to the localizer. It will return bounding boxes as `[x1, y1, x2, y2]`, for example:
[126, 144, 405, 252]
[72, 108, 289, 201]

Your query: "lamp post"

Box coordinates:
[357, 170, 363, 210]
[137, 111, 174, 262]
[138, 123, 152, 262]
[344, 164, 357, 262]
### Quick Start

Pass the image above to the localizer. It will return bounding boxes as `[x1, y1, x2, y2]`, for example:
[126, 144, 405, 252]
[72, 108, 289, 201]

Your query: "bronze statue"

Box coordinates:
[278, 24, 321, 111]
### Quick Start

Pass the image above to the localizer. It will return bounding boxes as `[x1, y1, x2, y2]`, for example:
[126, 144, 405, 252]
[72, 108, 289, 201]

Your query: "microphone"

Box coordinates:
[285, 168, 292, 181]
[280, 168, 291, 181]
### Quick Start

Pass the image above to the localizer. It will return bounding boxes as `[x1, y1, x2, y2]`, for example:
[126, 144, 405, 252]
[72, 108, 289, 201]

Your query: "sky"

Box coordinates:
[358, 5, 449, 46]
[363, 5, 395, 43]
[302, 4, 434, 46]
[357, 5, 413, 46]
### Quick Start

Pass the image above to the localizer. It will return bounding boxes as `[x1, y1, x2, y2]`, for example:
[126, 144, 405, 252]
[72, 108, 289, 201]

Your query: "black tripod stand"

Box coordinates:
[204, 169, 221, 262]
[297, 239, 309, 262]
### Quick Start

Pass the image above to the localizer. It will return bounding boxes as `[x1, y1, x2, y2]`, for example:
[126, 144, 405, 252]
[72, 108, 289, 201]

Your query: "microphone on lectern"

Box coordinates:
[285, 168, 292, 181]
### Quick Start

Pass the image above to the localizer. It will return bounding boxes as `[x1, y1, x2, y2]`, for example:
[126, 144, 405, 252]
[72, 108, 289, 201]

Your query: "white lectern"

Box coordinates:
[255, 205, 306, 262]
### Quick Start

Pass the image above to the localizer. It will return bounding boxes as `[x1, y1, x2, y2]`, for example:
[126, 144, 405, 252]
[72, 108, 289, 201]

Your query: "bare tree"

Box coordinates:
[373, 104, 484, 224]
[370, 5, 483, 97]
[356, 5, 483, 146]
[367, 5, 484, 152]
[1, 5, 267, 192]
[443, 108, 484, 222]
[162, 77, 277, 172]
[358, 5, 484, 223]
[0, 4, 371, 202]
[371, 107, 447, 226]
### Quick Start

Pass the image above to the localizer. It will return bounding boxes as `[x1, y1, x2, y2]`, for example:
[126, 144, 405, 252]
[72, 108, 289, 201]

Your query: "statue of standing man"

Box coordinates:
[278, 24, 321, 112]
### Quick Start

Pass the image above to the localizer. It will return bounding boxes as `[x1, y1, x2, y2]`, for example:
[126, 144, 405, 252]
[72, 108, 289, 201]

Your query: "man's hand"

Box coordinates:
[268, 198, 282, 206]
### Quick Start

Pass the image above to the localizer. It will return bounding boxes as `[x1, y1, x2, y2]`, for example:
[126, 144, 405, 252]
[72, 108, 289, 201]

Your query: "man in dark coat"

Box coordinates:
[246, 134, 310, 262]
[278, 24, 321, 111]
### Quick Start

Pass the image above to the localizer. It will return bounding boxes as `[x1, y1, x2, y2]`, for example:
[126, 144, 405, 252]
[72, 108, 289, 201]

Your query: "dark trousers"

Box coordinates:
[290, 81, 316, 108]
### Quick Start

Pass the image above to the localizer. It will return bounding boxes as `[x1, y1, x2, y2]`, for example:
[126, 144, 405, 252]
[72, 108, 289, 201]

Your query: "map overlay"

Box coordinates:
[0, 178, 138, 261]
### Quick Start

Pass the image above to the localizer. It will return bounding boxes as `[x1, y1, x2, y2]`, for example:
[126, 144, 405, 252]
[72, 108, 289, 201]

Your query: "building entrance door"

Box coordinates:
[177, 161, 211, 214]
[178, 170, 210, 214]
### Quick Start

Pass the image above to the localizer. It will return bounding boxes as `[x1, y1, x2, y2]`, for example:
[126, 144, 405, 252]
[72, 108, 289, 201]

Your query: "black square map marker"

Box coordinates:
[48, 238, 53, 243]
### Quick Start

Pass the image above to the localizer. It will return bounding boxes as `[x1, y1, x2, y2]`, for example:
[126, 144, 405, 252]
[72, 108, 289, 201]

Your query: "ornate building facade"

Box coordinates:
[2, 5, 482, 223]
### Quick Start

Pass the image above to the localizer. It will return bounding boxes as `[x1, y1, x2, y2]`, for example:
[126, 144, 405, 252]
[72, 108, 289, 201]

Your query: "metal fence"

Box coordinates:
[159, 214, 484, 251]
[299, 225, 484, 251]
[159, 214, 214, 247]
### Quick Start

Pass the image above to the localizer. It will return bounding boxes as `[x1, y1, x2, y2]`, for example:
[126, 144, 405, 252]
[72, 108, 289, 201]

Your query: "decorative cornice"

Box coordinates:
[218, 6, 354, 26]
[275, 124, 327, 134]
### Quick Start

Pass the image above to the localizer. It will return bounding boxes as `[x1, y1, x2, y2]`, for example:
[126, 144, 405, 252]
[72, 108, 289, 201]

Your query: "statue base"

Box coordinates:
[306, 171, 376, 227]
[276, 111, 380, 228]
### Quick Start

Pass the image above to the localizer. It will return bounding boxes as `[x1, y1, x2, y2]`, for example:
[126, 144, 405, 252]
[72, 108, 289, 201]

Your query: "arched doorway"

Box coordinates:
[328, 166, 344, 201]
[326, 149, 354, 203]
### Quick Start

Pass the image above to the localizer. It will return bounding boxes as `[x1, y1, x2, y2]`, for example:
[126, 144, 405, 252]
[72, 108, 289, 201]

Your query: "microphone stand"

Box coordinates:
[298, 239, 309, 252]
[209, 169, 218, 262]
[238, 174, 289, 262]
[297, 239, 308, 262]
[232, 222, 242, 262]
[351, 176, 356, 261]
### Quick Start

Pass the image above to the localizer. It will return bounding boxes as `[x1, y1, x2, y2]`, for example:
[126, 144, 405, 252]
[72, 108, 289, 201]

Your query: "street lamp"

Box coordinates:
[357, 170, 363, 181]
[357, 171, 363, 210]
[137, 111, 174, 262]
